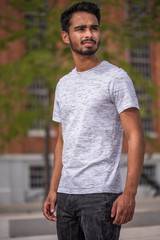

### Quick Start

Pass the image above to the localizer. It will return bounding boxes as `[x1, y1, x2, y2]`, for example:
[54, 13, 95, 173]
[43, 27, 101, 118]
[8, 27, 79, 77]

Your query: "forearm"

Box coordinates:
[112, 108, 145, 225]
[124, 132, 145, 195]
[43, 131, 63, 221]
[49, 135, 63, 193]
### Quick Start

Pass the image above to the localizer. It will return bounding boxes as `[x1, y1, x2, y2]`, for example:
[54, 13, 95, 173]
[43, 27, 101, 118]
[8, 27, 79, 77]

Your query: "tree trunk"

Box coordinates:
[44, 123, 50, 199]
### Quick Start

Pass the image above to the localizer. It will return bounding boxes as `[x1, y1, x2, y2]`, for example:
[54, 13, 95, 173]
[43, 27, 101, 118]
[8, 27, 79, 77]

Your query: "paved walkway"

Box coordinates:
[0, 197, 160, 240]
[3, 225, 160, 240]
[120, 225, 160, 240]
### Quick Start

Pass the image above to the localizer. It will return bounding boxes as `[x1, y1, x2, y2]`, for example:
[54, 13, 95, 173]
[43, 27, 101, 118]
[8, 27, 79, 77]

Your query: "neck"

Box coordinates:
[72, 52, 101, 72]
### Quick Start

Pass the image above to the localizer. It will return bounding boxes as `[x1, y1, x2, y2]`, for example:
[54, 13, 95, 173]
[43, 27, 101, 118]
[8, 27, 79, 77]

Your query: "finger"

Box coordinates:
[47, 214, 57, 222]
[116, 213, 126, 225]
[111, 201, 117, 218]
[43, 202, 53, 220]
[51, 216, 57, 222]
[48, 207, 57, 222]
[43, 205, 57, 221]
[113, 216, 122, 225]
[44, 208, 53, 221]
[118, 209, 134, 225]
[50, 201, 56, 213]
[113, 216, 121, 225]
[116, 208, 128, 225]
[50, 207, 55, 218]
[124, 210, 134, 224]
[45, 215, 54, 221]
[45, 214, 57, 221]
[43, 201, 49, 216]
[50, 202, 57, 222]
[50, 208, 55, 214]
[113, 209, 123, 225]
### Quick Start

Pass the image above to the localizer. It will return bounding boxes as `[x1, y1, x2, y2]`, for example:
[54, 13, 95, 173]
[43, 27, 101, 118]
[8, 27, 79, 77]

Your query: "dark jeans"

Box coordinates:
[56, 192, 121, 240]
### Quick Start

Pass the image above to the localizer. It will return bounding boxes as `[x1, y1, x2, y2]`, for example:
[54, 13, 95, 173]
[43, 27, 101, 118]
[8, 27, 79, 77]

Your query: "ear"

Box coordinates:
[61, 31, 70, 44]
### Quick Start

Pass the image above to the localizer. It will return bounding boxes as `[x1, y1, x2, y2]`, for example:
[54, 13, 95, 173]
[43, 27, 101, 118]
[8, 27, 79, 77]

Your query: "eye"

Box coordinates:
[92, 27, 98, 31]
[77, 28, 84, 31]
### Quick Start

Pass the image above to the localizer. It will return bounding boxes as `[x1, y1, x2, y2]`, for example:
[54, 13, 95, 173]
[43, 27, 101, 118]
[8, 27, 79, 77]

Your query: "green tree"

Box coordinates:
[0, 0, 72, 197]
[0, 0, 159, 197]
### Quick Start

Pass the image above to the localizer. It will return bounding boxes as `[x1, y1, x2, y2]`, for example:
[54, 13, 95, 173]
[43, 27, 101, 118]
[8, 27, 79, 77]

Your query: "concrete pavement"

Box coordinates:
[120, 225, 160, 240]
[0, 197, 160, 240]
[1, 226, 160, 240]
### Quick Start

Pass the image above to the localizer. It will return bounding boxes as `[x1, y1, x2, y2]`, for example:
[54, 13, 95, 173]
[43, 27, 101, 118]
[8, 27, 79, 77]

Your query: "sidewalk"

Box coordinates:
[120, 225, 160, 240]
[2, 226, 160, 240]
[0, 197, 160, 240]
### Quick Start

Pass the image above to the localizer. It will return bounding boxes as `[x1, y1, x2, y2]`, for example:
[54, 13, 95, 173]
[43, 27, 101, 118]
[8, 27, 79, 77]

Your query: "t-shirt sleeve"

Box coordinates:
[52, 84, 62, 123]
[110, 69, 139, 114]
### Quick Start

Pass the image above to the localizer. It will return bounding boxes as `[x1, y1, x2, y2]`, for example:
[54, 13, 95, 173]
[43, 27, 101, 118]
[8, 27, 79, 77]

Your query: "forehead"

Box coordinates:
[70, 11, 99, 27]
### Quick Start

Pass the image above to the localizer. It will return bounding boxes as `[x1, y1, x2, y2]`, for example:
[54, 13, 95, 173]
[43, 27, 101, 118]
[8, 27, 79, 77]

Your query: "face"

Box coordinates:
[62, 12, 101, 56]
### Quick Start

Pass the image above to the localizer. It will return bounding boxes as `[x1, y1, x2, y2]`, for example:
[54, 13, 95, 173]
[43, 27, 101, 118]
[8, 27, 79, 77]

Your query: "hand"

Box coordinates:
[43, 191, 57, 221]
[111, 192, 135, 225]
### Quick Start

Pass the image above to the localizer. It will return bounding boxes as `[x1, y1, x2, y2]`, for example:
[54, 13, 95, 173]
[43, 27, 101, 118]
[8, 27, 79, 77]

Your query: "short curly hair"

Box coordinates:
[61, 1, 101, 33]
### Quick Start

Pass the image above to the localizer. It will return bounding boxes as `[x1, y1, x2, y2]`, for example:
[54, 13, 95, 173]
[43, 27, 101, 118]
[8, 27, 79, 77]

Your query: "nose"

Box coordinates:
[84, 28, 93, 39]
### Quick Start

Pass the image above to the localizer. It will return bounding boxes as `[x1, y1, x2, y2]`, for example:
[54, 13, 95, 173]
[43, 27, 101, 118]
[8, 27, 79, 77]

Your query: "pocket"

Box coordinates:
[57, 193, 70, 210]
[108, 193, 122, 205]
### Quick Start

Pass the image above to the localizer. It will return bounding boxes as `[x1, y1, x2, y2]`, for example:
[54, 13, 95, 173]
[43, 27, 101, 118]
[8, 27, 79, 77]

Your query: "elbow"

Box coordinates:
[127, 131, 145, 152]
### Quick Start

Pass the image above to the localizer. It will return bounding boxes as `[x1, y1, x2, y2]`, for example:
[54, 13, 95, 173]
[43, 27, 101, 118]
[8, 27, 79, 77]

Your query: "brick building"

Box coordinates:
[0, 0, 160, 203]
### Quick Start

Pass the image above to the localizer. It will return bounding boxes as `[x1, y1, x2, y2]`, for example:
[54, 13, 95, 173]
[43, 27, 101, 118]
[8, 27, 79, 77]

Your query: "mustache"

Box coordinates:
[81, 39, 96, 44]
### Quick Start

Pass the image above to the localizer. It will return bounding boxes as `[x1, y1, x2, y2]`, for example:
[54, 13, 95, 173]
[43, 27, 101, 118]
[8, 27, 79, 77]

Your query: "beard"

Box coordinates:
[69, 37, 100, 56]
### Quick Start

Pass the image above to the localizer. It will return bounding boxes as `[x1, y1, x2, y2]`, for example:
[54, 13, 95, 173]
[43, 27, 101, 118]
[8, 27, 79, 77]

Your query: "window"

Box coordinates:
[25, 11, 47, 50]
[30, 166, 44, 188]
[25, 8, 49, 130]
[127, 0, 154, 133]
[130, 43, 153, 133]
[28, 79, 49, 130]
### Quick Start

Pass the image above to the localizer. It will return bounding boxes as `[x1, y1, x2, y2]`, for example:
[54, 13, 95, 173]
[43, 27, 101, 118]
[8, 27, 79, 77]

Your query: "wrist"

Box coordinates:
[124, 180, 138, 197]
[123, 189, 136, 197]
[49, 188, 57, 195]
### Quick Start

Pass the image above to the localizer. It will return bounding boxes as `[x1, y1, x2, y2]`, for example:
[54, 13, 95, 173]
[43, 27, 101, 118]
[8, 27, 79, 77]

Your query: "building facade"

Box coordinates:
[0, 0, 160, 203]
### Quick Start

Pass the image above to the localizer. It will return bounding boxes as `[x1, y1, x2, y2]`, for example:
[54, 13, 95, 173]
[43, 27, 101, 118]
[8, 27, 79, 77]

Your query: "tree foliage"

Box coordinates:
[0, 0, 159, 150]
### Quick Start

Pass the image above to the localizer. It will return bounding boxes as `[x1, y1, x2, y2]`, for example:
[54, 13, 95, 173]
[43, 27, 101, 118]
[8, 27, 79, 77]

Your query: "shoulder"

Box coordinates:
[101, 61, 130, 76]
[102, 61, 133, 86]
[99, 61, 131, 87]
[56, 68, 76, 90]
[103, 63, 136, 97]
[99, 61, 128, 85]
[100, 60, 120, 75]
[113, 68, 135, 89]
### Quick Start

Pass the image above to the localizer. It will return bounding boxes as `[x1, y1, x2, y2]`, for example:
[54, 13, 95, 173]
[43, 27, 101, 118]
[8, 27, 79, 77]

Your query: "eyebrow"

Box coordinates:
[74, 24, 99, 30]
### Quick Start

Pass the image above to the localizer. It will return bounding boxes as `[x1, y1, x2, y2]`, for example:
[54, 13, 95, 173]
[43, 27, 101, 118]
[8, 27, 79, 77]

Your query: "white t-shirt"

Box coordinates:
[53, 60, 139, 194]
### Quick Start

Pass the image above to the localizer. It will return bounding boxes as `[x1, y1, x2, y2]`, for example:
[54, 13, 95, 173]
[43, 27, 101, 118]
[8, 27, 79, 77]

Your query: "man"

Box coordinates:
[43, 2, 145, 240]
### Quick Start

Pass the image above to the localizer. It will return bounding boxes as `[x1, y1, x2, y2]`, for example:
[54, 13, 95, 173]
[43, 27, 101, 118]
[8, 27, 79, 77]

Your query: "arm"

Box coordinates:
[111, 107, 145, 225]
[43, 123, 63, 221]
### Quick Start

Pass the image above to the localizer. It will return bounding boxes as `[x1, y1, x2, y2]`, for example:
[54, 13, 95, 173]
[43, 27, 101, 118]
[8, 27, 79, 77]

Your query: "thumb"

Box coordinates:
[50, 201, 55, 213]
[111, 200, 117, 218]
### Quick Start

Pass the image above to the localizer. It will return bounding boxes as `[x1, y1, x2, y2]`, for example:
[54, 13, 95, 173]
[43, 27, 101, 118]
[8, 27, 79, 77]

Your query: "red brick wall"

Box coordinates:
[151, 43, 160, 150]
[0, 0, 25, 64]
[3, 127, 58, 154]
[1, 0, 160, 154]
[0, 0, 58, 154]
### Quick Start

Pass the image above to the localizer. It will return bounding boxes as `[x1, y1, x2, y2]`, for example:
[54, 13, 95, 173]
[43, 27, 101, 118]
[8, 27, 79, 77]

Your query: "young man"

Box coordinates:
[43, 2, 145, 240]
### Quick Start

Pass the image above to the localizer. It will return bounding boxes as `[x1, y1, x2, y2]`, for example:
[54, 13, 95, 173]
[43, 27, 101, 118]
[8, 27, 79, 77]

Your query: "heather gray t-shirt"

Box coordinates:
[53, 60, 139, 194]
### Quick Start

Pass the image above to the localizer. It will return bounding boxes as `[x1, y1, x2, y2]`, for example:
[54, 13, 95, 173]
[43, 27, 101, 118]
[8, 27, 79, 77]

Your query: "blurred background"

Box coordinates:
[0, 0, 160, 239]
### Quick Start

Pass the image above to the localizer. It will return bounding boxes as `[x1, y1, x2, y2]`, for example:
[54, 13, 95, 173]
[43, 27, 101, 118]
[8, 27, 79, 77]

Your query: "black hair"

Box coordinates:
[61, 1, 101, 33]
